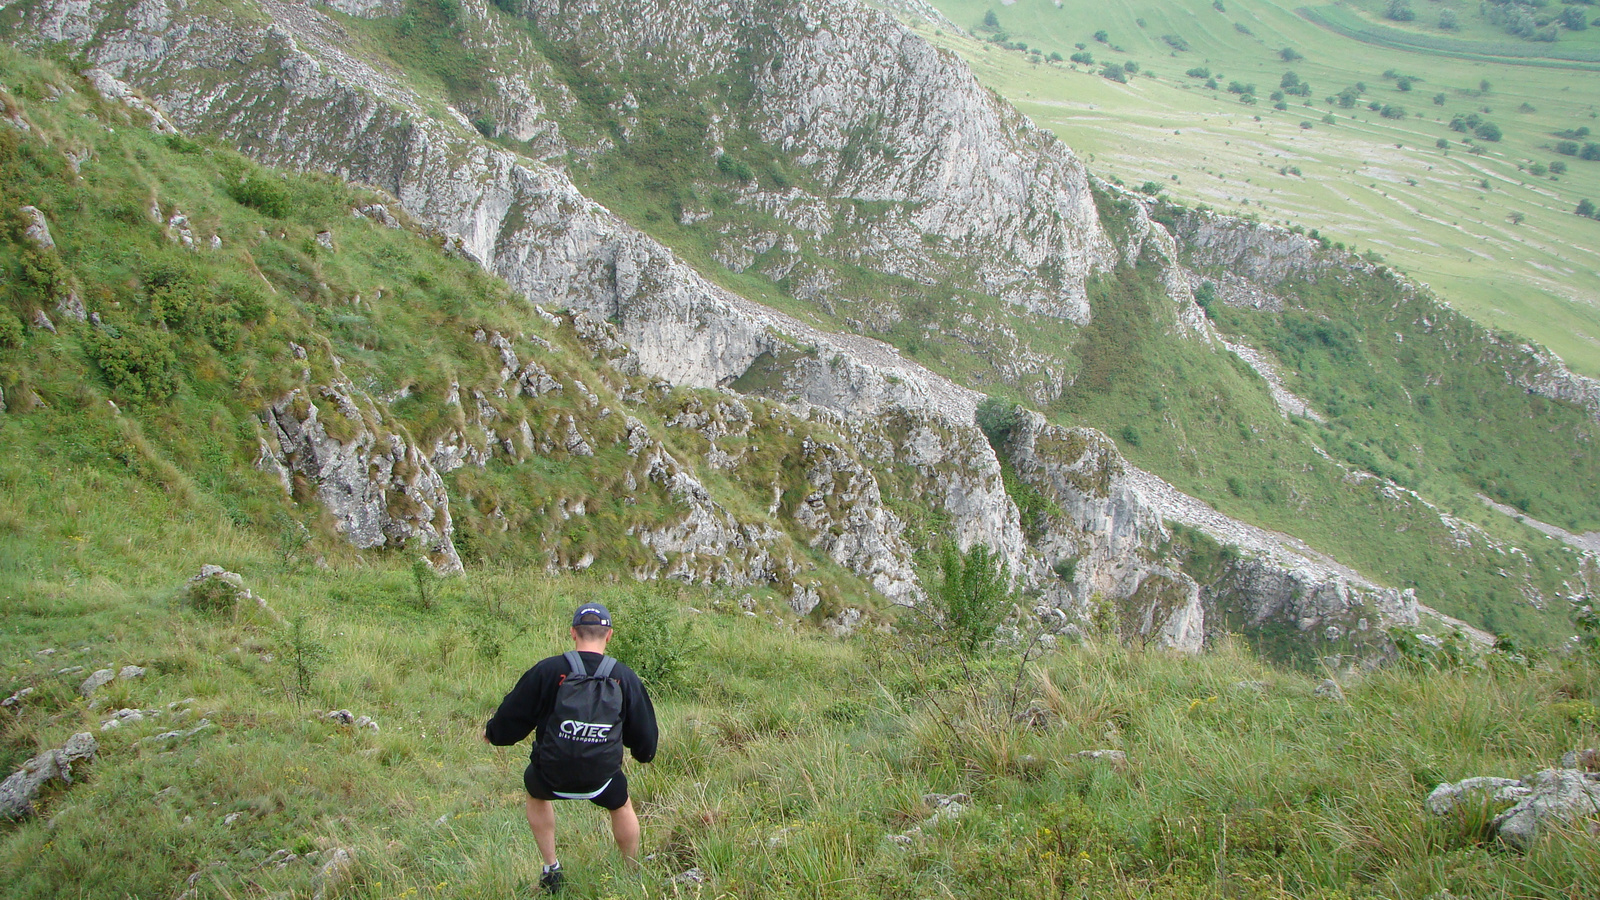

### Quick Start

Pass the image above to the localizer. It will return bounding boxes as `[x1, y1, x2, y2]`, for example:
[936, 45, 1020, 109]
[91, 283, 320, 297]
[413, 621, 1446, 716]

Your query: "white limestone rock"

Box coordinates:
[0, 732, 98, 819]
[262, 377, 462, 573]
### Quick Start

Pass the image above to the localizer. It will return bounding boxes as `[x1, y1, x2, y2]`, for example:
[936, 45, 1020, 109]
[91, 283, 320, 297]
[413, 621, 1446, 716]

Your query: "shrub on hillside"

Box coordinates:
[0, 312, 22, 349]
[606, 588, 700, 695]
[229, 174, 292, 218]
[1280, 47, 1303, 62]
[975, 395, 1018, 450]
[186, 576, 241, 614]
[935, 542, 1012, 654]
[85, 322, 180, 403]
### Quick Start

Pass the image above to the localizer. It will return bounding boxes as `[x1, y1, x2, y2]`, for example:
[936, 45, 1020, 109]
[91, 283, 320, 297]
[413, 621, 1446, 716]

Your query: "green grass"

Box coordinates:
[5, 495, 1600, 898]
[3, 37, 1600, 900]
[1302, 5, 1600, 67]
[922, 0, 1600, 377]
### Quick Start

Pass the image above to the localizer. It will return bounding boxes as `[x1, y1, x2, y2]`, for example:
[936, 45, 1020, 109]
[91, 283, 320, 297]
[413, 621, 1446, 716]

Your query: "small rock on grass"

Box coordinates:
[1313, 678, 1345, 701]
[671, 867, 705, 885]
[0, 732, 98, 818]
[1560, 749, 1600, 772]
[313, 847, 355, 900]
[321, 709, 380, 732]
[79, 669, 115, 696]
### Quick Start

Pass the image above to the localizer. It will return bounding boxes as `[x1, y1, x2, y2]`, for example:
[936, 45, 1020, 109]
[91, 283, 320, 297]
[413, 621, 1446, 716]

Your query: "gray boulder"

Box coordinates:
[1492, 769, 1600, 849]
[1425, 776, 1528, 816]
[0, 732, 98, 818]
[1561, 749, 1600, 772]
[79, 668, 115, 696]
[1428, 769, 1600, 848]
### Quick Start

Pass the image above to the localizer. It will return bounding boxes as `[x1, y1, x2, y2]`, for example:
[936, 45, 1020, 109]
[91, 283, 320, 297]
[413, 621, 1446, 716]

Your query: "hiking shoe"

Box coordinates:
[539, 865, 564, 894]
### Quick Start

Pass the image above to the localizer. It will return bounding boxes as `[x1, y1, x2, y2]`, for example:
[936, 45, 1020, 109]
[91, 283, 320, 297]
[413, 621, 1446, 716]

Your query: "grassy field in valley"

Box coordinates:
[921, 0, 1600, 377]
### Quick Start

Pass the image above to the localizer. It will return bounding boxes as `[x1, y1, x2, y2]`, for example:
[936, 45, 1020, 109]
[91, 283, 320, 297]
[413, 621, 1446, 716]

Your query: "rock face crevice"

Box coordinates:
[262, 375, 463, 573]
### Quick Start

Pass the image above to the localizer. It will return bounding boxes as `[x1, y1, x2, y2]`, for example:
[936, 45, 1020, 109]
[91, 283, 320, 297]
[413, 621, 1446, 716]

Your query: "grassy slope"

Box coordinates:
[6, 461, 1600, 898]
[922, 0, 1600, 377]
[1045, 261, 1590, 646]
[4, 40, 1600, 900]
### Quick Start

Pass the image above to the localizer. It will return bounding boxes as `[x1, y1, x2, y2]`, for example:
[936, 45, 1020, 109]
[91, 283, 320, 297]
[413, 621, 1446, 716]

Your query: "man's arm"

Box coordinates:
[621, 669, 658, 763]
[484, 662, 552, 746]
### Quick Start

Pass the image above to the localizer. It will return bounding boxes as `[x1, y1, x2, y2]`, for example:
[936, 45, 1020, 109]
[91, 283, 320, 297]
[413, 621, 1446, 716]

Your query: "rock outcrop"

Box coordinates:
[1004, 409, 1419, 659]
[792, 436, 919, 605]
[261, 374, 462, 572]
[1429, 767, 1600, 849]
[0, 733, 99, 819]
[3, 0, 1550, 659]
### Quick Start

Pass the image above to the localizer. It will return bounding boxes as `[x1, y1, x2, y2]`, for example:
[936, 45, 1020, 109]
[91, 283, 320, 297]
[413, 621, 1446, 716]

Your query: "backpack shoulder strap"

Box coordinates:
[594, 656, 618, 680]
[563, 650, 588, 677]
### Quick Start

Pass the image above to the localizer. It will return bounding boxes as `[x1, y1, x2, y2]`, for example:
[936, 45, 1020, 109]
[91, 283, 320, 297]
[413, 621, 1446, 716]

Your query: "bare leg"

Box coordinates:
[609, 798, 641, 862]
[525, 797, 558, 867]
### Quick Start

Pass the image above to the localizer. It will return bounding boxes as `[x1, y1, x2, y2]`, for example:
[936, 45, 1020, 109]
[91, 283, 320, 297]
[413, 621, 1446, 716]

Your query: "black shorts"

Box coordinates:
[524, 763, 629, 811]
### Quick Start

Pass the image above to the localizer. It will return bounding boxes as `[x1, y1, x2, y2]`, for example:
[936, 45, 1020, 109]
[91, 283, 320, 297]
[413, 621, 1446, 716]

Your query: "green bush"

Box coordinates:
[0, 312, 22, 349]
[186, 576, 241, 614]
[85, 322, 180, 403]
[606, 588, 700, 695]
[230, 174, 293, 218]
[19, 247, 68, 299]
[935, 542, 1012, 654]
[975, 395, 1019, 450]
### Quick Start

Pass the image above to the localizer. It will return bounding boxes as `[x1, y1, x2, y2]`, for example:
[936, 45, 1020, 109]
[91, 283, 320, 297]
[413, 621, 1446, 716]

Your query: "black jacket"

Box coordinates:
[485, 651, 658, 765]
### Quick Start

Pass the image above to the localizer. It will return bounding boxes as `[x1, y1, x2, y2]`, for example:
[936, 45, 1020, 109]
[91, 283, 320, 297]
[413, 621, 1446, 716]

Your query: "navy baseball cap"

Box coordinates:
[572, 603, 612, 627]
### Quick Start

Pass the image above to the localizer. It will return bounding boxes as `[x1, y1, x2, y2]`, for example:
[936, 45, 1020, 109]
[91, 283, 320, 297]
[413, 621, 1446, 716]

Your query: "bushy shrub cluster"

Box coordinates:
[0, 312, 23, 349]
[84, 322, 180, 403]
[606, 588, 700, 695]
[1451, 113, 1502, 141]
[229, 174, 293, 218]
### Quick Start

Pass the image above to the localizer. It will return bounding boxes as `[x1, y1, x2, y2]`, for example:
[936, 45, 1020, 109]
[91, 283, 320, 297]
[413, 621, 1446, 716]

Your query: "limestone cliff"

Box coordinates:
[1003, 410, 1419, 662]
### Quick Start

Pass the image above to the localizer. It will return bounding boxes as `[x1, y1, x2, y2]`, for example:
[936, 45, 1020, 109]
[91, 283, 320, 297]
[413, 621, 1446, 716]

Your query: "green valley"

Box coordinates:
[922, 0, 1600, 376]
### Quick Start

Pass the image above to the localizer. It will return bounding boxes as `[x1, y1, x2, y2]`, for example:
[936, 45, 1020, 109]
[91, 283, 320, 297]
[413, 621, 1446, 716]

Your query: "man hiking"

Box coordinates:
[485, 602, 658, 894]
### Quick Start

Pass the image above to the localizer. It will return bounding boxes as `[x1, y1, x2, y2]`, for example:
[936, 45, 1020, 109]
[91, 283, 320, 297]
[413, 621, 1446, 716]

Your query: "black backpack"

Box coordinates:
[536, 651, 625, 792]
